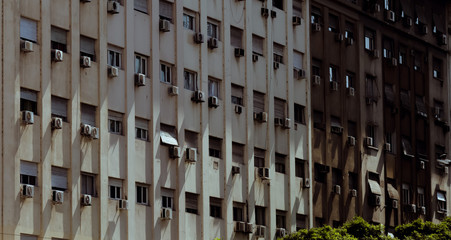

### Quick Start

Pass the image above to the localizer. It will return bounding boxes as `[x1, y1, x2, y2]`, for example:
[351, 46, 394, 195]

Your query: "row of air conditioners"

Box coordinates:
[21, 111, 64, 130]
[274, 117, 291, 129]
[261, 8, 277, 18]
[81, 123, 99, 139]
[168, 146, 198, 163]
[21, 186, 66, 205]
[293, 68, 306, 80]
[234, 221, 253, 234]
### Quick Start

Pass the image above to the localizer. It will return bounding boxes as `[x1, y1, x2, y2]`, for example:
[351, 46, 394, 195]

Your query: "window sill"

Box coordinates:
[367, 146, 379, 151]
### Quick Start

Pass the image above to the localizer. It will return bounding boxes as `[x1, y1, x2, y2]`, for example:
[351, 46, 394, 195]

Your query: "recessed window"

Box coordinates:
[252, 35, 264, 56]
[51, 96, 68, 121]
[417, 187, 425, 207]
[81, 173, 96, 196]
[109, 178, 123, 200]
[274, 98, 287, 119]
[313, 110, 324, 129]
[254, 148, 265, 168]
[207, 20, 219, 39]
[231, 84, 244, 106]
[383, 38, 394, 58]
[159, 0, 173, 22]
[399, 45, 407, 65]
[293, 0, 302, 17]
[311, 6, 322, 24]
[345, 72, 355, 88]
[208, 78, 221, 98]
[160, 124, 178, 146]
[209, 136, 222, 158]
[348, 172, 358, 190]
[134, 0, 148, 13]
[160, 63, 173, 84]
[275, 153, 286, 174]
[328, 14, 339, 33]
[183, 12, 195, 31]
[295, 159, 305, 178]
[276, 210, 287, 228]
[364, 28, 375, 51]
[233, 202, 245, 221]
[437, 191, 447, 212]
[20, 161, 38, 186]
[433, 57, 442, 79]
[253, 91, 265, 114]
[348, 121, 357, 138]
[385, 132, 396, 154]
[210, 197, 222, 218]
[312, 59, 321, 76]
[232, 142, 244, 165]
[332, 168, 342, 186]
[367, 124, 377, 144]
[293, 51, 303, 71]
[230, 27, 243, 48]
[136, 117, 149, 141]
[401, 136, 414, 157]
[255, 206, 266, 226]
[314, 163, 329, 183]
[186, 192, 199, 214]
[345, 21, 354, 40]
[51, 167, 68, 191]
[20, 88, 38, 114]
[21, 235, 38, 240]
[184, 70, 198, 91]
[135, 54, 148, 75]
[294, 104, 305, 124]
[20, 17, 37, 42]
[80, 36, 96, 61]
[108, 47, 122, 68]
[162, 188, 175, 210]
[136, 184, 149, 205]
[273, 43, 284, 64]
[402, 183, 410, 205]
[329, 65, 338, 83]
[51, 26, 67, 52]
[365, 75, 378, 103]
[81, 103, 96, 126]
[273, 0, 284, 10]
[108, 111, 123, 135]
[185, 130, 198, 149]
[296, 214, 307, 231]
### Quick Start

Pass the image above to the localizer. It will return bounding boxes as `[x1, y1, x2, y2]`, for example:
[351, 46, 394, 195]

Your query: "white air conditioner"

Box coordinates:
[51, 117, 63, 129]
[331, 126, 343, 134]
[234, 48, 245, 58]
[384, 143, 392, 152]
[80, 56, 91, 68]
[294, 68, 306, 79]
[186, 148, 197, 162]
[168, 86, 179, 96]
[334, 185, 341, 195]
[419, 160, 425, 170]
[407, 204, 416, 213]
[274, 117, 284, 127]
[335, 33, 344, 42]
[386, 10, 395, 22]
[276, 228, 287, 238]
[255, 225, 266, 237]
[444, 166, 449, 174]
[293, 16, 302, 25]
[135, 73, 146, 86]
[232, 166, 240, 175]
[235, 105, 243, 114]
[159, 19, 171, 32]
[420, 206, 426, 215]
[90, 127, 99, 139]
[365, 137, 374, 147]
[21, 40, 34, 52]
[261, 8, 269, 18]
[258, 167, 270, 180]
[208, 38, 219, 49]
[245, 223, 253, 233]
[347, 87, 355, 96]
[348, 136, 356, 146]
[391, 58, 398, 66]
[284, 118, 291, 129]
[81, 123, 92, 136]
[392, 199, 398, 209]
[438, 34, 447, 46]
[108, 66, 119, 78]
[254, 112, 268, 122]
[21, 184, 34, 198]
[346, 37, 354, 46]
[22, 110, 34, 125]
[351, 189, 357, 197]
[313, 75, 321, 85]
[330, 81, 339, 91]
[107, 0, 120, 14]
[304, 178, 311, 188]
[192, 90, 205, 102]
[235, 221, 246, 232]
[161, 207, 173, 220]
[194, 33, 204, 44]
[169, 146, 181, 158]
[118, 199, 129, 210]
[312, 23, 321, 32]
[273, 62, 280, 69]
[81, 194, 92, 206]
[421, 25, 428, 35]
[52, 190, 64, 204]
[371, 194, 381, 206]
[52, 49, 64, 62]
[252, 54, 259, 62]
[403, 16, 413, 27]
[208, 96, 219, 108]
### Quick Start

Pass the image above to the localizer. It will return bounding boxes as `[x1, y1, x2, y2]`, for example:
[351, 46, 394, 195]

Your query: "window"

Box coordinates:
[435, 144, 446, 159]
[311, 6, 322, 24]
[437, 191, 447, 212]
[364, 28, 375, 51]
[329, 65, 338, 83]
[365, 75, 378, 102]
[209, 136, 222, 158]
[345, 21, 354, 40]
[293, 51, 303, 71]
[254, 148, 265, 168]
[207, 20, 219, 39]
[108, 111, 123, 135]
[433, 58, 442, 79]
[253, 91, 265, 113]
[160, 124, 178, 145]
[433, 100, 444, 120]
[230, 27, 243, 48]
[185, 130, 198, 149]
[275, 153, 286, 174]
[233, 202, 244, 221]
[313, 110, 324, 129]
[384, 0, 392, 10]
[331, 116, 342, 134]
[332, 168, 342, 186]
[208, 78, 220, 98]
[252, 35, 264, 56]
[136, 184, 149, 205]
[51, 96, 68, 121]
[108, 47, 122, 68]
[232, 142, 244, 164]
[51, 26, 67, 52]
[20, 161, 37, 186]
[294, 104, 305, 124]
[348, 121, 357, 138]
[383, 38, 394, 58]
[162, 188, 175, 209]
[20, 17, 37, 42]
[109, 178, 123, 200]
[80, 36, 96, 61]
[432, 13, 445, 34]
[81, 103, 96, 126]
[417, 187, 425, 207]
[186, 192, 199, 214]
[312, 59, 321, 76]
[21, 235, 38, 240]
[159, 0, 173, 22]
[274, 98, 286, 119]
[314, 163, 329, 183]
[135, 54, 148, 75]
[293, 0, 302, 17]
[400, 90, 410, 110]
[134, 0, 148, 13]
[414, 54, 421, 71]
[276, 210, 287, 228]
[401, 137, 414, 157]
[210, 197, 222, 218]
[136, 118, 149, 141]
[348, 172, 358, 190]
[51, 167, 67, 191]
[183, 12, 195, 31]
[328, 14, 339, 33]
[20, 88, 38, 114]
[401, 183, 410, 205]
[273, 0, 284, 10]
[415, 95, 427, 117]
[160, 63, 173, 84]
[367, 124, 377, 144]
[295, 159, 305, 178]
[296, 214, 307, 231]
[273, 43, 284, 64]
[81, 173, 96, 195]
[385, 132, 396, 154]
[255, 206, 266, 225]
[384, 84, 395, 105]
[345, 72, 354, 88]
[184, 70, 198, 91]
[231, 84, 244, 106]
[399, 45, 407, 65]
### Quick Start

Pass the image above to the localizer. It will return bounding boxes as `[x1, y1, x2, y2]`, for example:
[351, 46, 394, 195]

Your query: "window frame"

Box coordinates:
[160, 62, 173, 84]
[109, 178, 123, 200]
[183, 12, 195, 31]
[136, 184, 149, 205]
[135, 54, 148, 75]
[184, 70, 198, 91]
[81, 173, 96, 196]
[108, 48, 122, 68]
[208, 78, 221, 98]
[207, 20, 219, 39]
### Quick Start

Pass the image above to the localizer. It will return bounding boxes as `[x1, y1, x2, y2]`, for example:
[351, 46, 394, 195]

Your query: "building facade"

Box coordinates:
[2, 0, 311, 239]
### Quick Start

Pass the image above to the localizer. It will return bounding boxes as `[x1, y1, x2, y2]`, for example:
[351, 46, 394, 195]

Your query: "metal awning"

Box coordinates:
[387, 183, 399, 200]
[368, 180, 382, 195]
[437, 192, 446, 202]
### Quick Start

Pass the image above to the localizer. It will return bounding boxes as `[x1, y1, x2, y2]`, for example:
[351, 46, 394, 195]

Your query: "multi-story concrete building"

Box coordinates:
[1, 0, 311, 239]
[310, 0, 450, 234]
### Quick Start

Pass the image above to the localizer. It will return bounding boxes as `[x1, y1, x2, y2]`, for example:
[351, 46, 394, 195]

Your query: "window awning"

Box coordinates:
[387, 183, 399, 200]
[437, 192, 446, 202]
[402, 137, 414, 158]
[368, 180, 382, 195]
[160, 130, 178, 146]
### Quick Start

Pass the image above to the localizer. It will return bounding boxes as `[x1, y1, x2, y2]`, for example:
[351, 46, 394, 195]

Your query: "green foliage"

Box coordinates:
[394, 217, 451, 240]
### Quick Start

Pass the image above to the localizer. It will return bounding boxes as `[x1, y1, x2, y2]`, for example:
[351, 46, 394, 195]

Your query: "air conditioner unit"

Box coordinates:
[194, 33, 204, 43]
[270, 10, 277, 18]
[192, 90, 205, 103]
[81, 123, 92, 136]
[304, 178, 310, 188]
[255, 225, 266, 237]
[372, 4, 381, 13]
[258, 167, 270, 180]
[90, 127, 99, 139]
[294, 68, 306, 79]
[293, 16, 302, 26]
[351, 189, 357, 197]
[21, 184, 34, 198]
[81, 194, 92, 206]
[108, 66, 119, 78]
[234, 48, 245, 57]
[208, 96, 219, 108]
[346, 37, 354, 46]
[334, 185, 341, 195]
[392, 199, 398, 209]
[169, 146, 181, 158]
[161, 207, 173, 219]
[366, 97, 374, 105]
[384, 143, 392, 152]
[331, 126, 343, 134]
[370, 194, 381, 206]
[385, 10, 395, 22]
[438, 34, 447, 45]
[274, 117, 283, 127]
[434, 107, 441, 118]
[159, 19, 171, 32]
[284, 118, 291, 129]
[347, 87, 355, 96]
[20, 40, 34, 52]
[252, 54, 259, 62]
[330, 81, 339, 91]
[420, 206, 426, 215]
[135, 73, 146, 86]
[22, 110, 34, 125]
[107, 0, 120, 14]
[371, 49, 380, 59]
[312, 23, 321, 32]
[406, 204, 416, 213]
[80, 56, 91, 68]
[420, 25, 428, 35]
[335, 33, 344, 42]
[52, 190, 64, 204]
[261, 8, 269, 18]
[235, 105, 243, 114]
[235, 221, 246, 232]
[419, 160, 426, 170]
[186, 148, 197, 162]
[365, 137, 374, 147]
[51, 117, 63, 129]
[254, 112, 268, 122]
[313, 75, 321, 86]
[444, 166, 449, 174]
[168, 86, 179, 96]
[232, 166, 240, 175]
[276, 228, 287, 238]
[273, 62, 280, 69]
[391, 58, 398, 66]
[245, 223, 253, 233]
[403, 16, 413, 27]
[118, 199, 129, 210]
[208, 38, 219, 49]
[348, 136, 356, 146]
[52, 49, 64, 62]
